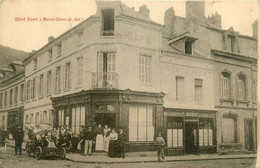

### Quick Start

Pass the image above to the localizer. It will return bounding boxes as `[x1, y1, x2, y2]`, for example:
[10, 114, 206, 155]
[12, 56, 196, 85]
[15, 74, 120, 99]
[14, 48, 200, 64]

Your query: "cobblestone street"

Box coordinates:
[0, 146, 256, 168]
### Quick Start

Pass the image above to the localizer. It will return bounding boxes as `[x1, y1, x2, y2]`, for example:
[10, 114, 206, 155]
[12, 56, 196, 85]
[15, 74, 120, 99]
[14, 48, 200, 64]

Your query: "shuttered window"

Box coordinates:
[223, 117, 236, 143]
[221, 72, 230, 99]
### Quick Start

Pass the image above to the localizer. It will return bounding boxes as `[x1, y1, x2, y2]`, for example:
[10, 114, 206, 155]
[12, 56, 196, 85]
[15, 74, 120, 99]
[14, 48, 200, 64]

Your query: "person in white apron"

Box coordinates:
[95, 124, 104, 151]
[103, 125, 111, 152]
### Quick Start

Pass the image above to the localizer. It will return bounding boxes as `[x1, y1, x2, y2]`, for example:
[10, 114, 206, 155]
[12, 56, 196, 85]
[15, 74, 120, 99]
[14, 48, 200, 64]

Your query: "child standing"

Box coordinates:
[155, 132, 165, 162]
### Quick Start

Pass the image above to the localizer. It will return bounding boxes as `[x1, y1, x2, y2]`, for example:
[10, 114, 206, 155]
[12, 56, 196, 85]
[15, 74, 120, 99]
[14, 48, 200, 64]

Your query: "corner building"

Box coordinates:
[23, 1, 258, 154]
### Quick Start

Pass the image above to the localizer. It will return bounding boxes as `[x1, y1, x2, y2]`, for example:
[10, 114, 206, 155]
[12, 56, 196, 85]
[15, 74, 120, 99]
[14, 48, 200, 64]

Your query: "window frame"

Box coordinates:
[139, 55, 152, 85]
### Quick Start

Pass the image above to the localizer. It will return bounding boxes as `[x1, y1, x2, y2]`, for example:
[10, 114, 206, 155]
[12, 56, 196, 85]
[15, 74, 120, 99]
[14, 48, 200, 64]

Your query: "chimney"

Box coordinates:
[207, 12, 222, 28]
[48, 36, 55, 43]
[139, 5, 150, 18]
[186, 1, 205, 24]
[164, 7, 175, 38]
[252, 20, 258, 39]
[29, 50, 36, 56]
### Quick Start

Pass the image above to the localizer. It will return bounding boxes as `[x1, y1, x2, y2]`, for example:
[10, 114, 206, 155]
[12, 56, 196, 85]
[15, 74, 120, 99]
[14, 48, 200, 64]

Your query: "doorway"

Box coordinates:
[245, 119, 253, 151]
[185, 121, 198, 154]
[94, 113, 116, 129]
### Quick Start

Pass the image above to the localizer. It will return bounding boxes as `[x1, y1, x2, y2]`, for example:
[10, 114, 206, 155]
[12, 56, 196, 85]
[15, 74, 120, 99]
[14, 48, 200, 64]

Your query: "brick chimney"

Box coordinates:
[139, 5, 150, 18]
[164, 7, 175, 38]
[48, 36, 55, 43]
[252, 20, 258, 39]
[186, 1, 205, 24]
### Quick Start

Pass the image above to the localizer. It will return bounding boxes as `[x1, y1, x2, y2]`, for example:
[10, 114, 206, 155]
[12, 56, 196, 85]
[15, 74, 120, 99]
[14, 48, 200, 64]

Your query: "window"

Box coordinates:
[35, 112, 39, 124]
[221, 71, 231, 99]
[176, 77, 184, 101]
[1, 116, 5, 129]
[167, 117, 183, 147]
[20, 84, 24, 102]
[228, 35, 235, 52]
[253, 79, 257, 102]
[47, 70, 52, 95]
[30, 113, 34, 124]
[4, 91, 7, 107]
[0, 93, 3, 108]
[55, 66, 61, 92]
[65, 62, 71, 89]
[31, 77, 37, 99]
[14, 87, 18, 104]
[77, 57, 83, 86]
[195, 79, 203, 103]
[222, 114, 237, 143]
[129, 105, 154, 141]
[101, 9, 114, 36]
[57, 44, 61, 56]
[199, 118, 213, 146]
[26, 80, 31, 101]
[185, 40, 193, 55]
[237, 74, 246, 100]
[33, 59, 37, 70]
[48, 49, 52, 61]
[77, 31, 84, 46]
[71, 106, 85, 135]
[43, 111, 48, 123]
[39, 74, 44, 97]
[139, 55, 151, 84]
[25, 115, 29, 124]
[9, 89, 13, 106]
[58, 109, 64, 126]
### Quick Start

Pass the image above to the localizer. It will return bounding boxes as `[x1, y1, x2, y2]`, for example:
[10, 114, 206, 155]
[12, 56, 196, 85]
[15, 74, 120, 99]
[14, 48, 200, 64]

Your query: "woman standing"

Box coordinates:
[108, 128, 119, 157]
[103, 125, 111, 152]
[95, 124, 104, 151]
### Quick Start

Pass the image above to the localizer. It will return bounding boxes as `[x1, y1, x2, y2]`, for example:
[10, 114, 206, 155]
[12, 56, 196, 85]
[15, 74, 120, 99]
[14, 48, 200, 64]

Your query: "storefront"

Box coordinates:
[164, 108, 217, 155]
[51, 89, 165, 152]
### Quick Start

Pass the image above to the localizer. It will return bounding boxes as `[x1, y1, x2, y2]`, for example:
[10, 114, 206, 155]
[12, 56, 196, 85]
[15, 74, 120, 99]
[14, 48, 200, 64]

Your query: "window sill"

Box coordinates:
[140, 82, 152, 86]
[236, 100, 249, 106]
[220, 98, 234, 105]
[100, 35, 115, 39]
[64, 88, 71, 92]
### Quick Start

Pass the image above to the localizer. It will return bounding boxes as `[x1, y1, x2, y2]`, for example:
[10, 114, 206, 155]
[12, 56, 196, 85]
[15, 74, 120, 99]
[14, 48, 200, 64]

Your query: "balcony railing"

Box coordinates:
[102, 30, 114, 36]
[92, 72, 118, 89]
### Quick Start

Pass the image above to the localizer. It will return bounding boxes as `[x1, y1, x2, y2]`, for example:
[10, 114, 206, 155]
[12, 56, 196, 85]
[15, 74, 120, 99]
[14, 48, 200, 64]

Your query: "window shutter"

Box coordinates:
[97, 53, 103, 72]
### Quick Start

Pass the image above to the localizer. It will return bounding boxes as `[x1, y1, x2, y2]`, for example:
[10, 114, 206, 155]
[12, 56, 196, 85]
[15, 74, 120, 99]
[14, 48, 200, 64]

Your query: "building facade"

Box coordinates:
[0, 60, 25, 131]
[21, 1, 258, 154]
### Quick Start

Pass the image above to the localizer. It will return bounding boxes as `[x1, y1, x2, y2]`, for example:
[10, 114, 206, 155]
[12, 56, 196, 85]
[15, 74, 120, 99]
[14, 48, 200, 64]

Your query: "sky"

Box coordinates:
[0, 0, 259, 52]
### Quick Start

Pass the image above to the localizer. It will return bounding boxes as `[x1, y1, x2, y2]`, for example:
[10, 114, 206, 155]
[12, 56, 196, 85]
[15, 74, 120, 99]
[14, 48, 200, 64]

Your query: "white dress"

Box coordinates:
[95, 128, 104, 151]
[103, 128, 111, 152]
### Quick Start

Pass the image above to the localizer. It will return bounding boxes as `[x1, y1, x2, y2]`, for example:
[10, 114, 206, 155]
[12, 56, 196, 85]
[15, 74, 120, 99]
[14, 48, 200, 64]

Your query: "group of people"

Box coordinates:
[77, 124, 126, 159]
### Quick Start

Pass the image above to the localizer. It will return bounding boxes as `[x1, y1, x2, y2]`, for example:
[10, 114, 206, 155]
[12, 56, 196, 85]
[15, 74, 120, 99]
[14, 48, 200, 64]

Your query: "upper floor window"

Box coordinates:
[55, 66, 61, 92]
[14, 86, 18, 104]
[39, 74, 44, 97]
[176, 76, 184, 101]
[77, 31, 84, 46]
[221, 71, 231, 99]
[139, 55, 151, 84]
[228, 35, 235, 52]
[77, 57, 83, 87]
[237, 74, 246, 101]
[65, 62, 71, 89]
[185, 40, 193, 55]
[20, 84, 24, 102]
[9, 89, 13, 106]
[0, 93, 3, 108]
[47, 49, 53, 62]
[31, 77, 37, 100]
[57, 44, 61, 57]
[47, 70, 52, 95]
[195, 79, 203, 103]
[33, 59, 37, 70]
[4, 91, 7, 107]
[26, 80, 31, 101]
[253, 79, 257, 102]
[101, 9, 114, 36]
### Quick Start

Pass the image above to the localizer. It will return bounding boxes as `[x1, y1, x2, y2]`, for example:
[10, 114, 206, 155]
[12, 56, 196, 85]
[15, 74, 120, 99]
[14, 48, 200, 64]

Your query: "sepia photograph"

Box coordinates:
[0, 0, 259, 167]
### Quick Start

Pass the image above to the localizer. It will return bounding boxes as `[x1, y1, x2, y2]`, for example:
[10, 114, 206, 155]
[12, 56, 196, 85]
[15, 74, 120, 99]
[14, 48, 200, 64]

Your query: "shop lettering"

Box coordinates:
[116, 32, 151, 45]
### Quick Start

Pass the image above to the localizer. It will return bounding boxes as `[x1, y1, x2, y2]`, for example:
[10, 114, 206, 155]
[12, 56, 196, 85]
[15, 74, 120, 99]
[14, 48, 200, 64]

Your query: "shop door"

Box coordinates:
[245, 119, 253, 151]
[95, 113, 116, 129]
[185, 122, 198, 154]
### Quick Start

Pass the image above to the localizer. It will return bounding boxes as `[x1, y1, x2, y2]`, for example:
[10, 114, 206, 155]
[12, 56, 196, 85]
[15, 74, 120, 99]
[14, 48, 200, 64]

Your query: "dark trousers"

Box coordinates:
[157, 147, 165, 161]
[15, 141, 22, 155]
[119, 145, 125, 158]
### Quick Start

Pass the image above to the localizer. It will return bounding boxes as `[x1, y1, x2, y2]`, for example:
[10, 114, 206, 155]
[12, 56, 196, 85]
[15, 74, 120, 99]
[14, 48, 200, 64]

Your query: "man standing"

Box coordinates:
[118, 128, 126, 159]
[13, 125, 24, 155]
[84, 126, 95, 156]
[155, 132, 165, 162]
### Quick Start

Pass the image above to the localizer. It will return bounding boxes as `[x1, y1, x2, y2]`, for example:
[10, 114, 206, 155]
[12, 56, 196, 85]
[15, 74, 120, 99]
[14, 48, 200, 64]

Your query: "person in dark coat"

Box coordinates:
[118, 128, 127, 159]
[13, 125, 24, 155]
[108, 128, 119, 157]
[83, 126, 95, 155]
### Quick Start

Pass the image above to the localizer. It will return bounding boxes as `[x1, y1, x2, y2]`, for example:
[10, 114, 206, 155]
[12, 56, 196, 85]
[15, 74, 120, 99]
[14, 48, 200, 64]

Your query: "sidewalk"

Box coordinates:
[6, 139, 257, 164]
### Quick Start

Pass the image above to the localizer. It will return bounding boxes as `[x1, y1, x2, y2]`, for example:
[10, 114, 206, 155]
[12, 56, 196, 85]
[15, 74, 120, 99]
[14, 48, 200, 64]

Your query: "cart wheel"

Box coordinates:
[59, 147, 66, 159]
[25, 143, 30, 157]
[35, 146, 42, 160]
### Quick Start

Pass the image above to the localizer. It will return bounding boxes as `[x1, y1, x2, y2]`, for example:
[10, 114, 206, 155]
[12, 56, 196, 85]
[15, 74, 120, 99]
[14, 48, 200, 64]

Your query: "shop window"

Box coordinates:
[185, 40, 193, 55]
[139, 55, 151, 84]
[167, 117, 183, 147]
[237, 74, 246, 101]
[199, 118, 213, 146]
[195, 79, 203, 103]
[72, 106, 85, 135]
[101, 9, 114, 36]
[9, 89, 13, 106]
[35, 112, 40, 124]
[176, 76, 184, 101]
[221, 71, 231, 99]
[129, 105, 154, 141]
[222, 114, 237, 143]
[58, 109, 65, 126]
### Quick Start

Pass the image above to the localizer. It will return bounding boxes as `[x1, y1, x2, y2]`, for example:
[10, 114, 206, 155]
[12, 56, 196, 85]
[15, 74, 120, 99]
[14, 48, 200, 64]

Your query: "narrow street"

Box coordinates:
[0, 146, 256, 168]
